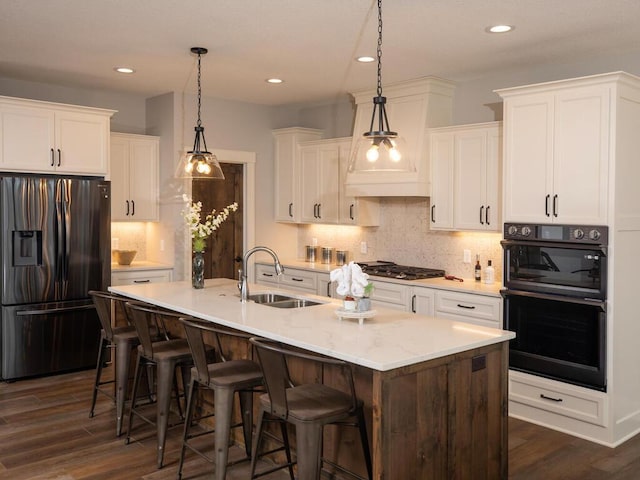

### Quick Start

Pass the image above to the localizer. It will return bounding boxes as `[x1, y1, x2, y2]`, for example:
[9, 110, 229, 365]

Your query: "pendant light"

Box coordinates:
[348, 0, 413, 174]
[176, 47, 225, 180]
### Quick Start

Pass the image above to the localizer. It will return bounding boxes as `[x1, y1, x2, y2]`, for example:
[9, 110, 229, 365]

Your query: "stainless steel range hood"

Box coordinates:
[346, 77, 455, 197]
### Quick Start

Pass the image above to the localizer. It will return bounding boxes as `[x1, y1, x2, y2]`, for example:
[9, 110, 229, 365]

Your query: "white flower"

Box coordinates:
[182, 197, 238, 252]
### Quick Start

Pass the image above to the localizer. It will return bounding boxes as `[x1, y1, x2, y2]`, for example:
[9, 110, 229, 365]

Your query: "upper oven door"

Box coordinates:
[502, 240, 607, 299]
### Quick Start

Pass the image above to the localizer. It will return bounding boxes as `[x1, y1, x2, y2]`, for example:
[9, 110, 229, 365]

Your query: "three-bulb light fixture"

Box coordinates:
[176, 47, 225, 180]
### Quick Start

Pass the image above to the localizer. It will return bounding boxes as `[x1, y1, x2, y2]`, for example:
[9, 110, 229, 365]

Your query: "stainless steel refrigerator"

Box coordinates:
[0, 175, 110, 380]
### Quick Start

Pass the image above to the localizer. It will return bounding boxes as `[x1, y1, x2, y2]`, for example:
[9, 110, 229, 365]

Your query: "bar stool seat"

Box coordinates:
[249, 337, 372, 480]
[177, 317, 264, 480]
[88, 290, 141, 437]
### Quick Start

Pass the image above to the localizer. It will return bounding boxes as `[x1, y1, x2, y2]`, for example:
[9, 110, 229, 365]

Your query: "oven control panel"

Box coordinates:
[504, 223, 608, 245]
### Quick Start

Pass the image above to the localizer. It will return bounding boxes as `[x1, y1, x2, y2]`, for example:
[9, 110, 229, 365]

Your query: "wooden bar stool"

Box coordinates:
[88, 290, 140, 437]
[177, 317, 264, 480]
[124, 302, 206, 469]
[249, 337, 373, 480]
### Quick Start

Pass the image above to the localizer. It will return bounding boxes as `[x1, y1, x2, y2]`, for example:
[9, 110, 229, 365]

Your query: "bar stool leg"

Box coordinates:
[125, 354, 144, 445]
[213, 388, 235, 480]
[238, 389, 254, 457]
[115, 340, 134, 436]
[155, 361, 175, 469]
[249, 409, 266, 478]
[89, 335, 107, 418]
[296, 423, 323, 480]
[177, 378, 199, 480]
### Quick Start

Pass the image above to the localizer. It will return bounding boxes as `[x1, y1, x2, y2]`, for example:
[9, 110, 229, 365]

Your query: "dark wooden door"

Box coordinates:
[192, 163, 243, 280]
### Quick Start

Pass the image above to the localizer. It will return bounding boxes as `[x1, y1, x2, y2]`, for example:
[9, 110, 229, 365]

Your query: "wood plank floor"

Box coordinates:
[2, 367, 640, 479]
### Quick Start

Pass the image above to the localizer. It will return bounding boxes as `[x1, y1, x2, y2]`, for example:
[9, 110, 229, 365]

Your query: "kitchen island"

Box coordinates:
[110, 278, 514, 479]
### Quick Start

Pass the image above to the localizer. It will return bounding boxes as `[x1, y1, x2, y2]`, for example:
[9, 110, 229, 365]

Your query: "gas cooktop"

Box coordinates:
[357, 261, 445, 281]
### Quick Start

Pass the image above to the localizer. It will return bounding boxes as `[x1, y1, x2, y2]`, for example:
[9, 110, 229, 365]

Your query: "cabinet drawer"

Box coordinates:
[111, 269, 173, 286]
[280, 267, 317, 292]
[255, 263, 280, 285]
[509, 371, 607, 427]
[435, 290, 501, 327]
[370, 280, 408, 310]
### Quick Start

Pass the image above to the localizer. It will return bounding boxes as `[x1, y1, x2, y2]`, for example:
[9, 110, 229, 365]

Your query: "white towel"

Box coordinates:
[330, 261, 369, 297]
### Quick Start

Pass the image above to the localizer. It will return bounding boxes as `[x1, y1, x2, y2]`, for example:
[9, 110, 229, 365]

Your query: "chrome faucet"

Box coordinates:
[238, 246, 284, 302]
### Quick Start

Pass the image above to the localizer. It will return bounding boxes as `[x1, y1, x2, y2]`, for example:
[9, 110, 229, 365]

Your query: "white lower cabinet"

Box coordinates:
[369, 280, 409, 311]
[434, 289, 501, 328]
[509, 371, 607, 427]
[255, 263, 280, 286]
[279, 267, 317, 294]
[255, 264, 334, 297]
[111, 268, 173, 286]
[409, 286, 435, 316]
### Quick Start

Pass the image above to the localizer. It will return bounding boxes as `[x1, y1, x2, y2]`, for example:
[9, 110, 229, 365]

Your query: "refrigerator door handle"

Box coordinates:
[16, 304, 96, 316]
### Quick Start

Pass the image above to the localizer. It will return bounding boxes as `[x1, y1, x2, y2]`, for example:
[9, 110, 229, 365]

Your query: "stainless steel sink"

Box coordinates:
[248, 293, 323, 308]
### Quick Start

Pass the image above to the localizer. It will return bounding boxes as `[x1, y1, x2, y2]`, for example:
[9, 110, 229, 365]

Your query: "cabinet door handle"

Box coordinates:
[131, 200, 135, 216]
[540, 393, 563, 403]
[50, 148, 55, 166]
[350, 204, 355, 220]
[291, 277, 304, 282]
[288, 203, 293, 218]
[545, 195, 550, 217]
[313, 204, 317, 218]
[553, 194, 558, 217]
[327, 283, 331, 297]
[126, 200, 130, 216]
[486, 205, 491, 225]
[457, 303, 476, 310]
[57, 149, 61, 167]
[431, 205, 436, 223]
[411, 295, 416, 313]
[262, 272, 274, 277]
[317, 204, 321, 219]
[479, 206, 485, 225]
[133, 279, 151, 284]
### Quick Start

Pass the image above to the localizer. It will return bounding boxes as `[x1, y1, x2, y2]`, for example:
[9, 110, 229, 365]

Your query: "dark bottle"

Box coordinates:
[474, 255, 482, 282]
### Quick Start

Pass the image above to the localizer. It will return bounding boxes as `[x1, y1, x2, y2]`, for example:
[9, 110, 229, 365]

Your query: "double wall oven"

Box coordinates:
[501, 223, 608, 391]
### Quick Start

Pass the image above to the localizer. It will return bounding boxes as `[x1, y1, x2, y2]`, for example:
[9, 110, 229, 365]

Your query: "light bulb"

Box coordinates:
[389, 147, 401, 162]
[196, 161, 208, 174]
[366, 145, 379, 162]
[203, 163, 212, 174]
[185, 160, 194, 173]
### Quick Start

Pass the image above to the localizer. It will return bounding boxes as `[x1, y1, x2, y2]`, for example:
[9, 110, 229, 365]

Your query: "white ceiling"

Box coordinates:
[1, 0, 640, 106]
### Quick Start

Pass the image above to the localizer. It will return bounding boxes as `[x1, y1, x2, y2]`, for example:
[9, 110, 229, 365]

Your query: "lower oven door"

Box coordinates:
[503, 289, 606, 391]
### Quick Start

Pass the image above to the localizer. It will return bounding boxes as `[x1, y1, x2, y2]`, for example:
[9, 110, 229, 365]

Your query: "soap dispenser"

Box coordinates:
[484, 260, 495, 285]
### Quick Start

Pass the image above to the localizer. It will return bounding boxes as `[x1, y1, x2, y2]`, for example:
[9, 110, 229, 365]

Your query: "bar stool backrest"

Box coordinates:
[180, 317, 254, 384]
[125, 302, 180, 359]
[89, 290, 126, 341]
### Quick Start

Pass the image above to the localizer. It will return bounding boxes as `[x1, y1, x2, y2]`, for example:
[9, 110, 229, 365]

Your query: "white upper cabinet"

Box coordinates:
[273, 127, 323, 222]
[346, 77, 455, 197]
[337, 138, 380, 226]
[498, 80, 611, 224]
[0, 95, 114, 175]
[299, 141, 340, 224]
[110, 133, 159, 221]
[430, 122, 502, 232]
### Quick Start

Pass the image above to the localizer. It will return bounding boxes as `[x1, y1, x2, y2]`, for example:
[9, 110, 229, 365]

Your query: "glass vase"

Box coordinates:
[192, 251, 205, 289]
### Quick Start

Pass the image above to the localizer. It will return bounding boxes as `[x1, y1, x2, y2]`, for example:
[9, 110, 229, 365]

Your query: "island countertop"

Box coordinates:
[110, 278, 514, 372]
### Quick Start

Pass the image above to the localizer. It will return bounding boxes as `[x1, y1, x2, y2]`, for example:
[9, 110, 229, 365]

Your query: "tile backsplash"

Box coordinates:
[111, 222, 148, 261]
[298, 197, 503, 281]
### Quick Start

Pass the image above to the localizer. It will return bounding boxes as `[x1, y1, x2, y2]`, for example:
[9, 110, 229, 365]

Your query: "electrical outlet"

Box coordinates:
[160, 239, 165, 251]
[360, 241, 368, 254]
[463, 249, 471, 264]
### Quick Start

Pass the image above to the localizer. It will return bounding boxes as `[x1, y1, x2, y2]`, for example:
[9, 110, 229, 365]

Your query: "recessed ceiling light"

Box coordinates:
[486, 25, 514, 34]
[266, 78, 284, 84]
[114, 67, 135, 74]
[357, 56, 375, 63]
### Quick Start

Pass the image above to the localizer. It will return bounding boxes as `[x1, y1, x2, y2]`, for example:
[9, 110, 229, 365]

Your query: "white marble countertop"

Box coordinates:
[110, 278, 514, 372]
[264, 259, 504, 297]
[111, 261, 174, 272]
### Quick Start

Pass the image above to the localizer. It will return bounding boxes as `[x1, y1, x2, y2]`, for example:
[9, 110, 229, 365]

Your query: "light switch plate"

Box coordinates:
[463, 249, 471, 263]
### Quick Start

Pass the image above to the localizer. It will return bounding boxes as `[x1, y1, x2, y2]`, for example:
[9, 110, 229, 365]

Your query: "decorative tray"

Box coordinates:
[334, 308, 377, 325]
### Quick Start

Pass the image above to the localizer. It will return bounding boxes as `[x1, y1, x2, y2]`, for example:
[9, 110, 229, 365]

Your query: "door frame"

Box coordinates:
[182, 148, 256, 282]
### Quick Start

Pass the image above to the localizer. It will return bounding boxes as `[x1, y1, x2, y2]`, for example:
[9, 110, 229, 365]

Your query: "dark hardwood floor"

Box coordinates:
[2, 367, 640, 479]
